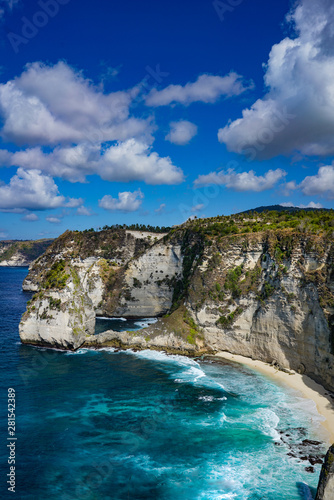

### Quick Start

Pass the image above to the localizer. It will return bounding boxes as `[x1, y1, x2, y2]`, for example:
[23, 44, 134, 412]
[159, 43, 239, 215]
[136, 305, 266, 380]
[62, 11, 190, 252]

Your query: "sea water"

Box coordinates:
[0, 268, 327, 499]
[95, 316, 158, 335]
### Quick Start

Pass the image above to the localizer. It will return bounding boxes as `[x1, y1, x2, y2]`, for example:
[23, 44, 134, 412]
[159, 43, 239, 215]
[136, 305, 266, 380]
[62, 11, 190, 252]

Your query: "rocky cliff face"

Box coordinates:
[19, 228, 183, 350]
[187, 232, 334, 391]
[0, 239, 53, 267]
[19, 216, 334, 391]
[316, 444, 334, 500]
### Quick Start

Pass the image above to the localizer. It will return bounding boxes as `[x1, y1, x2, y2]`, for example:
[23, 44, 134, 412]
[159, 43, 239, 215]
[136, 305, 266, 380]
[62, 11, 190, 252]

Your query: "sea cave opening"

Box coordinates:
[94, 316, 158, 335]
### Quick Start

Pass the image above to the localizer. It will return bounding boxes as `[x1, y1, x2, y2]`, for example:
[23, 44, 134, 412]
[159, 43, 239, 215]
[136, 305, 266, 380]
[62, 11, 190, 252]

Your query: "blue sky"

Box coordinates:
[0, 0, 334, 240]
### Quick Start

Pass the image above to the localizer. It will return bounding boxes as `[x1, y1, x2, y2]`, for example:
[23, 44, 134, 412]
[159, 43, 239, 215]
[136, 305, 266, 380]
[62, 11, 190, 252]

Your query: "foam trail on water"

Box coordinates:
[97, 316, 127, 321]
[65, 348, 91, 355]
[134, 318, 158, 328]
[128, 350, 226, 394]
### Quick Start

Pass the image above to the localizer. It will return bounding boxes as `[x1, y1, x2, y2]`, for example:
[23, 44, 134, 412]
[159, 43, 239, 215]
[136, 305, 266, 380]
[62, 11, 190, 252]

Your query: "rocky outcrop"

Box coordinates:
[0, 239, 53, 267]
[83, 328, 203, 356]
[316, 444, 334, 500]
[20, 261, 96, 350]
[19, 217, 334, 391]
[19, 228, 183, 350]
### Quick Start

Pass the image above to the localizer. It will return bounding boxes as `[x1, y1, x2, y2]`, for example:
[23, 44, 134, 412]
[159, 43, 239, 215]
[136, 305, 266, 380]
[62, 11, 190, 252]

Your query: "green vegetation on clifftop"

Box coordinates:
[0, 239, 53, 264]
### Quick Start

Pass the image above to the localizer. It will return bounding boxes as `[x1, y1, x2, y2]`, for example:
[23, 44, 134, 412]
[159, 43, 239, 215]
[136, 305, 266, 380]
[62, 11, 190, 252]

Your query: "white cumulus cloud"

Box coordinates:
[165, 120, 198, 145]
[46, 217, 62, 224]
[299, 165, 334, 199]
[5, 139, 184, 185]
[194, 168, 286, 192]
[0, 62, 185, 190]
[99, 189, 144, 212]
[280, 201, 323, 208]
[9, 143, 102, 184]
[0, 61, 150, 146]
[98, 140, 184, 184]
[218, 0, 334, 159]
[77, 205, 94, 216]
[0, 168, 82, 211]
[21, 213, 39, 221]
[145, 72, 252, 107]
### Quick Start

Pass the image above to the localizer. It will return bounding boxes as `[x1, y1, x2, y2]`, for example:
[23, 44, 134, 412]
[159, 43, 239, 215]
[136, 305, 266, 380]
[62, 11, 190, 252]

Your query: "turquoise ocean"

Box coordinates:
[0, 267, 328, 499]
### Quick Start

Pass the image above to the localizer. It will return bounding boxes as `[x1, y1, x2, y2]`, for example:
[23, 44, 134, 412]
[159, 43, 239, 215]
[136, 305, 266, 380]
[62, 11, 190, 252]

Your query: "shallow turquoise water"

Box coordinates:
[0, 268, 327, 499]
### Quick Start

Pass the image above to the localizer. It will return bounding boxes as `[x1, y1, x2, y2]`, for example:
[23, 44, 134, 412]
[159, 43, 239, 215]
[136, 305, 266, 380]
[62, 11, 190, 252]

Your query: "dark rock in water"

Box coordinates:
[309, 456, 324, 466]
[278, 428, 325, 466]
[302, 439, 322, 447]
[305, 466, 315, 473]
[316, 444, 334, 500]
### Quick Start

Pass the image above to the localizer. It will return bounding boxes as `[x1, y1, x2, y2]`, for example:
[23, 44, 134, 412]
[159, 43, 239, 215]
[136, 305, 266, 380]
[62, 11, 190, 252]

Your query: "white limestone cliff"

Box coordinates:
[188, 238, 334, 390]
[19, 227, 334, 391]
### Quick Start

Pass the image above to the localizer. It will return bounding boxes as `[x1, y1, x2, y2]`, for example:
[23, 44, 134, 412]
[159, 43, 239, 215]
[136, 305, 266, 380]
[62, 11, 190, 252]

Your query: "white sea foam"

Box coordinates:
[199, 395, 214, 402]
[134, 318, 158, 328]
[129, 349, 197, 367]
[98, 347, 117, 353]
[97, 316, 127, 321]
[292, 396, 325, 424]
[65, 348, 91, 355]
[128, 349, 211, 387]
[66, 348, 323, 498]
[178, 365, 206, 384]
[254, 408, 280, 439]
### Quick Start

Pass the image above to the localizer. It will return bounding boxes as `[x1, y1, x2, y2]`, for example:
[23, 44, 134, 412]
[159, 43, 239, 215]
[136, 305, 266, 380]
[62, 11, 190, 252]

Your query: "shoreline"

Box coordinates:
[22, 338, 334, 444]
[214, 351, 334, 444]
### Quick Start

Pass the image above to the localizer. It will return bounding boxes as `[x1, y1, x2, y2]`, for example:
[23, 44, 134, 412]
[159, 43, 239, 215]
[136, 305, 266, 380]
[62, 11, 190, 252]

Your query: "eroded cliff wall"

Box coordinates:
[19, 220, 334, 390]
[19, 228, 183, 349]
[316, 444, 334, 500]
[185, 232, 334, 390]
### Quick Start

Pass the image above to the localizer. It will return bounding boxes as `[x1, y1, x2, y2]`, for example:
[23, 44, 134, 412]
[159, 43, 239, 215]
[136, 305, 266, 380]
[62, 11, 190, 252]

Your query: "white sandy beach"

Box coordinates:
[214, 351, 334, 445]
